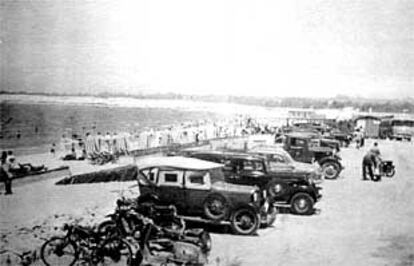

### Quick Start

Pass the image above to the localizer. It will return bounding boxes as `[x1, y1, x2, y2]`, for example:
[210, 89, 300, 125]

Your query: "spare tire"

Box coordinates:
[266, 181, 287, 199]
[203, 194, 229, 221]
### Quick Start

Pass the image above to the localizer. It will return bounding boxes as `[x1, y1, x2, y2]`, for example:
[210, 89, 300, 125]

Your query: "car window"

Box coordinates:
[140, 168, 159, 183]
[291, 138, 306, 146]
[184, 170, 211, 190]
[242, 160, 264, 171]
[223, 159, 235, 171]
[271, 154, 286, 163]
[309, 139, 320, 148]
[158, 170, 184, 187]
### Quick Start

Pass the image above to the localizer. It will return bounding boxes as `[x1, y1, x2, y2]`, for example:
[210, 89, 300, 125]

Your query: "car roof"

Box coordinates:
[285, 132, 318, 138]
[137, 156, 224, 170]
[249, 147, 288, 155]
[190, 150, 263, 160]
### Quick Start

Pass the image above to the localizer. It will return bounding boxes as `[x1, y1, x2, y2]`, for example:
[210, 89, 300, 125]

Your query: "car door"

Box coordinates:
[267, 154, 295, 175]
[238, 159, 268, 188]
[138, 167, 159, 196]
[289, 138, 308, 162]
[157, 168, 186, 211]
[183, 170, 211, 215]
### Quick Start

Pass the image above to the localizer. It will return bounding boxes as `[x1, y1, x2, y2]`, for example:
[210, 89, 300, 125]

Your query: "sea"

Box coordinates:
[0, 95, 232, 155]
[1, 94, 349, 155]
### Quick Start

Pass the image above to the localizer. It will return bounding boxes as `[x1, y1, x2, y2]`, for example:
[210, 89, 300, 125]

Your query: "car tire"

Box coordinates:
[203, 194, 229, 221]
[261, 205, 277, 228]
[266, 181, 287, 199]
[290, 192, 314, 215]
[321, 161, 340, 179]
[230, 207, 260, 235]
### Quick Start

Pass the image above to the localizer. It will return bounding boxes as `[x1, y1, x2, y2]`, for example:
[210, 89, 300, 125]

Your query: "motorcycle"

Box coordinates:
[98, 198, 212, 254]
[137, 220, 209, 265]
[372, 160, 396, 182]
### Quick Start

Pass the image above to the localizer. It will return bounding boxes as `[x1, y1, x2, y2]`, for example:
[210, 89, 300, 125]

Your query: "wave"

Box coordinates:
[0, 94, 293, 117]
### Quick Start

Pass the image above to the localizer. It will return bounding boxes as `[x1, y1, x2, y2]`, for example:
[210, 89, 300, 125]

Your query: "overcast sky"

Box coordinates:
[1, 0, 413, 98]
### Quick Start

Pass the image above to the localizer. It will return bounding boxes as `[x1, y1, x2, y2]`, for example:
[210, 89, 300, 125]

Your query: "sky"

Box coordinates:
[0, 0, 413, 98]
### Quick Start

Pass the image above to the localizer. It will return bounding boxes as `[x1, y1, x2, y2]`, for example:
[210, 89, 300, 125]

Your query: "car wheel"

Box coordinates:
[261, 205, 277, 228]
[266, 181, 287, 199]
[321, 161, 340, 179]
[230, 207, 260, 235]
[290, 193, 314, 215]
[203, 194, 229, 221]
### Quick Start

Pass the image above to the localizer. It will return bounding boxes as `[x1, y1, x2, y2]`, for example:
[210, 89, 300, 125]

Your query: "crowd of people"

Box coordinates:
[1, 116, 392, 195]
[56, 116, 268, 165]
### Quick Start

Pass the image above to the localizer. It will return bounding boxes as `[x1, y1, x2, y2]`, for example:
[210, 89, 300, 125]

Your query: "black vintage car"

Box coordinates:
[182, 150, 322, 215]
[275, 132, 344, 179]
[136, 156, 276, 235]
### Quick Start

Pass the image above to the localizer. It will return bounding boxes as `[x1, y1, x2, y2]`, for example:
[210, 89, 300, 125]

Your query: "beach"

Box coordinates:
[1, 138, 414, 265]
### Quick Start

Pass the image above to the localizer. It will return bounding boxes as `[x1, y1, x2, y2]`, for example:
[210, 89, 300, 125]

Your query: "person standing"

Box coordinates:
[1, 151, 13, 195]
[362, 151, 376, 181]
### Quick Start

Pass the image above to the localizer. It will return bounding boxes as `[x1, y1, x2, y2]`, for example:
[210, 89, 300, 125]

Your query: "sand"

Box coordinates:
[1, 139, 414, 265]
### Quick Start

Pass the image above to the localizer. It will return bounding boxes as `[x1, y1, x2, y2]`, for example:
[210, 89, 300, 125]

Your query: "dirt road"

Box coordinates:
[1, 139, 413, 265]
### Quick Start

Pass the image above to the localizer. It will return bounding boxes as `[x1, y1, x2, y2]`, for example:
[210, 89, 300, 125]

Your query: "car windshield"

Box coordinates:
[242, 160, 264, 171]
[309, 139, 320, 148]
[209, 167, 226, 182]
[277, 150, 294, 164]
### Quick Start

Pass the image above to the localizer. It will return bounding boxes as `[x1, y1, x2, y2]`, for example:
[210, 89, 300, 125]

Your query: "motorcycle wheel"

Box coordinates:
[371, 175, 381, 182]
[97, 220, 122, 238]
[386, 168, 395, 177]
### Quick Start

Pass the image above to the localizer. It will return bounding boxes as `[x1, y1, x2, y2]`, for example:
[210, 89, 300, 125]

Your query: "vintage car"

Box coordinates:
[136, 156, 276, 235]
[247, 145, 323, 184]
[182, 150, 322, 215]
[275, 133, 344, 179]
[325, 129, 353, 147]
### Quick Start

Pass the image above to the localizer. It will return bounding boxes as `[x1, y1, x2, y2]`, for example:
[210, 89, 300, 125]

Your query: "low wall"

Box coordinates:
[56, 164, 138, 185]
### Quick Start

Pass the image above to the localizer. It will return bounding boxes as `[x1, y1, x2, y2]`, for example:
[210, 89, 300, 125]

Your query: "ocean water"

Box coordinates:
[0, 101, 223, 155]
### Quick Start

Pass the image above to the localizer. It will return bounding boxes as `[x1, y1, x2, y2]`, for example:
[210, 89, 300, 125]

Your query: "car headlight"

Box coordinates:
[307, 174, 314, 185]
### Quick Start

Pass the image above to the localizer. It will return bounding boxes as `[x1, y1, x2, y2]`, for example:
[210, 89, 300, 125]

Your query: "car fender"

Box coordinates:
[318, 157, 342, 168]
[137, 193, 160, 204]
[291, 185, 319, 201]
[231, 202, 259, 217]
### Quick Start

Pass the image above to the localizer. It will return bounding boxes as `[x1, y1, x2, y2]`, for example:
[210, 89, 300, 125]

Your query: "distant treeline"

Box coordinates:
[1, 90, 413, 113]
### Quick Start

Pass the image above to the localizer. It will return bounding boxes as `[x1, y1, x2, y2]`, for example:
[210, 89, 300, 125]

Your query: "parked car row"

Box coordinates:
[133, 129, 346, 239]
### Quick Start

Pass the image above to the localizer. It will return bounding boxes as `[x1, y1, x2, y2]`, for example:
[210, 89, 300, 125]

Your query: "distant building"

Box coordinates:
[354, 115, 381, 138]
